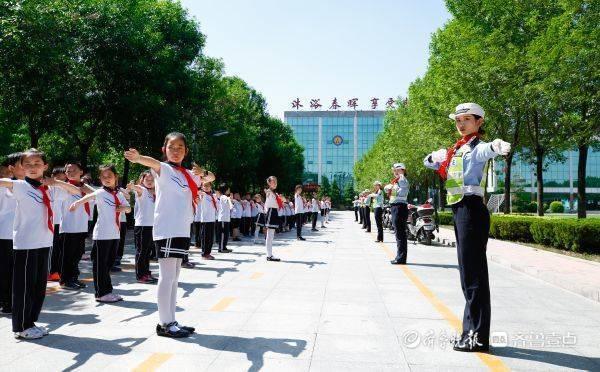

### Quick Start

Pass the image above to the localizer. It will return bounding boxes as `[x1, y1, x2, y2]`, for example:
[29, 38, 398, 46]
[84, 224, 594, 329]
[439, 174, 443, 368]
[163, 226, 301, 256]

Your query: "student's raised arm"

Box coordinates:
[46, 179, 85, 195]
[124, 148, 161, 174]
[68, 191, 97, 211]
[0, 178, 14, 191]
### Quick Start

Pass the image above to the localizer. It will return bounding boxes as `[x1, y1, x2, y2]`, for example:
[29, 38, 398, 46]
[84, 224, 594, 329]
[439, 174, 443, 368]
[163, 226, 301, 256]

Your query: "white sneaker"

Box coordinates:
[34, 325, 49, 336]
[15, 327, 44, 340]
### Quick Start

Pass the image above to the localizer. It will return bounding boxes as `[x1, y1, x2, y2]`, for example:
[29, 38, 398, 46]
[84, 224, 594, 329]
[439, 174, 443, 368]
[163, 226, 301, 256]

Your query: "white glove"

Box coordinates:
[491, 139, 511, 156]
[430, 149, 447, 163]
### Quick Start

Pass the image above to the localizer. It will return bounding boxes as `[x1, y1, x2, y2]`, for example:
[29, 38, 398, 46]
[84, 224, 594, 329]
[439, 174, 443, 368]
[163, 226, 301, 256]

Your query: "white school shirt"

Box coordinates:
[199, 191, 218, 222]
[60, 186, 91, 233]
[264, 191, 279, 209]
[217, 195, 231, 222]
[194, 198, 203, 222]
[151, 162, 200, 240]
[92, 188, 129, 240]
[134, 187, 155, 227]
[241, 200, 252, 218]
[231, 199, 242, 219]
[250, 201, 258, 217]
[10, 180, 69, 250]
[294, 194, 304, 214]
[256, 203, 264, 214]
[311, 198, 319, 213]
[0, 187, 17, 240]
[88, 199, 96, 222]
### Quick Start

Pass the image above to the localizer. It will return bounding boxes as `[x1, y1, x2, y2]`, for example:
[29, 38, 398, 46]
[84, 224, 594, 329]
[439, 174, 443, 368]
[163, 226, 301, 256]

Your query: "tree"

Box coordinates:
[343, 179, 356, 207]
[319, 176, 331, 199]
[330, 179, 342, 208]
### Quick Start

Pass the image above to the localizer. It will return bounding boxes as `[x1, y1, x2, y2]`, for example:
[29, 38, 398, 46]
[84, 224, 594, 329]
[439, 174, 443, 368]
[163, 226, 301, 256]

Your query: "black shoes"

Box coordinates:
[61, 281, 81, 290]
[266, 256, 281, 262]
[173, 321, 195, 333]
[297, 236, 306, 241]
[390, 259, 406, 265]
[374, 240, 383, 243]
[219, 248, 233, 253]
[311, 228, 318, 232]
[156, 323, 191, 338]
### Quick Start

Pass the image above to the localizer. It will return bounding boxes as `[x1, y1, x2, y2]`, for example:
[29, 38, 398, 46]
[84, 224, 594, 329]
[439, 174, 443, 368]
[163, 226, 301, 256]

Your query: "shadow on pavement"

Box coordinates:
[492, 346, 600, 370]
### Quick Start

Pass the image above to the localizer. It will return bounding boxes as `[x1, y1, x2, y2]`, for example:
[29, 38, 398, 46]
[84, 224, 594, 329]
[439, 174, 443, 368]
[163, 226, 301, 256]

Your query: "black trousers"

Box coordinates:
[354, 207, 359, 221]
[295, 213, 303, 237]
[134, 226, 153, 279]
[391, 203, 408, 263]
[374, 207, 383, 241]
[251, 216, 257, 235]
[116, 222, 127, 260]
[92, 239, 118, 298]
[12, 248, 49, 332]
[48, 225, 62, 274]
[311, 212, 318, 229]
[193, 222, 202, 247]
[60, 232, 87, 284]
[0, 239, 13, 308]
[364, 206, 371, 232]
[359, 207, 364, 225]
[200, 222, 215, 255]
[452, 195, 491, 344]
[216, 221, 230, 251]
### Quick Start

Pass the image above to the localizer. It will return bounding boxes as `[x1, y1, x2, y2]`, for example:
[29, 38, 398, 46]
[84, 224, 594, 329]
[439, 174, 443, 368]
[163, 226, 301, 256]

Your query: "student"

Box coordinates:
[0, 153, 24, 315]
[310, 193, 319, 232]
[112, 183, 130, 272]
[48, 167, 67, 282]
[241, 193, 252, 237]
[216, 183, 233, 253]
[69, 164, 131, 303]
[424, 103, 511, 352]
[294, 185, 305, 241]
[198, 182, 218, 260]
[288, 200, 295, 232]
[250, 197, 258, 237]
[386, 164, 410, 264]
[60, 162, 94, 290]
[319, 198, 326, 228]
[363, 189, 372, 233]
[353, 196, 360, 222]
[127, 171, 157, 284]
[0, 149, 82, 339]
[257, 177, 282, 261]
[253, 194, 264, 244]
[230, 193, 242, 241]
[124, 132, 214, 338]
[192, 184, 203, 251]
[358, 193, 364, 226]
[370, 181, 384, 242]
[325, 197, 331, 224]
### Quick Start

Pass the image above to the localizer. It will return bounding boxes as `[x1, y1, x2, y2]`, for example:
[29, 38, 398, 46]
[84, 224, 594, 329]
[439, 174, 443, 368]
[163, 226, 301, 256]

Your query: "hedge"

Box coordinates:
[436, 212, 600, 254]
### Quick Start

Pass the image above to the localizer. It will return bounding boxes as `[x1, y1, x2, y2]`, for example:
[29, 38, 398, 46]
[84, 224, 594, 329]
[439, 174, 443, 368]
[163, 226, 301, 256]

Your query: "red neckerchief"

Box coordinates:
[26, 178, 54, 233]
[275, 192, 284, 209]
[105, 187, 121, 229]
[170, 163, 198, 213]
[206, 191, 217, 210]
[68, 179, 90, 216]
[437, 133, 479, 180]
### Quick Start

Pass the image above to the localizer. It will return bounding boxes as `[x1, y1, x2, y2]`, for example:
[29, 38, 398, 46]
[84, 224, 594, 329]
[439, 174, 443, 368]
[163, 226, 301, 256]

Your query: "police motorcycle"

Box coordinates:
[406, 199, 437, 245]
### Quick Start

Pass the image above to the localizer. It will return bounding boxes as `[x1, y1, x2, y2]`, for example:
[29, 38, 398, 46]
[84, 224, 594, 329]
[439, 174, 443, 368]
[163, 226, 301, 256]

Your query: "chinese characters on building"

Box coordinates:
[291, 97, 401, 110]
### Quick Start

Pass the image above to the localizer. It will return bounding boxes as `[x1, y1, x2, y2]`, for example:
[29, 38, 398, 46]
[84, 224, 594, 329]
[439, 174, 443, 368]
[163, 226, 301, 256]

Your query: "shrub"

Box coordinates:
[489, 216, 537, 242]
[437, 211, 453, 225]
[549, 201, 564, 213]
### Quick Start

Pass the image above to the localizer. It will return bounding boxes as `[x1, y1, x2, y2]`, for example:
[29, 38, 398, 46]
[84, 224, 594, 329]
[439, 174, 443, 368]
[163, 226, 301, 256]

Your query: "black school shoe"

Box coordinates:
[266, 256, 281, 262]
[297, 237, 306, 241]
[61, 281, 81, 290]
[1, 305, 11, 314]
[219, 248, 233, 253]
[173, 321, 195, 333]
[156, 323, 190, 338]
[390, 259, 406, 265]
[74, 280, 87, 288]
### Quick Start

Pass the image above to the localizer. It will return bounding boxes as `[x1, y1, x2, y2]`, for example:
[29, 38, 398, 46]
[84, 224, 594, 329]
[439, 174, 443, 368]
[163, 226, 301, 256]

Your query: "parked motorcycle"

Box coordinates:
[406, 199, 437, 245]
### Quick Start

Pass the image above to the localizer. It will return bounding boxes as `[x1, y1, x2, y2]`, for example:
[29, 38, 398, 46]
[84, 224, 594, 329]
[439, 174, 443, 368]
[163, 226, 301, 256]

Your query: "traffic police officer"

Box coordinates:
[386, 163, 409, 264]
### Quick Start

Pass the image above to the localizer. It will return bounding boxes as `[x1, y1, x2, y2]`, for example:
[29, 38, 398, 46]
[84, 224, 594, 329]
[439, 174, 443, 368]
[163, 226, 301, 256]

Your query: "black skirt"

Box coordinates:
[257, 208, 280, 229]
[154, 237, 191, 259]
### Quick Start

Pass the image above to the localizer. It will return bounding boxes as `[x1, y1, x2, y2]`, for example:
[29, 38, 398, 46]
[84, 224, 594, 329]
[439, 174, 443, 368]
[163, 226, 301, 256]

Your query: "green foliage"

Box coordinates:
[342, 179, 356, 208]
[318, 176, 331, 199]
[330, 179, 342, 208]
[437, 211, 453, 225]
[549, 201, 564, 213]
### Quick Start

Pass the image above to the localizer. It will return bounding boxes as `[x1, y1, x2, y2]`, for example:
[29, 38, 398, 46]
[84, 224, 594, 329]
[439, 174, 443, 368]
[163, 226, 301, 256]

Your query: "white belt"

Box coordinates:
[447, 185, 484, 196]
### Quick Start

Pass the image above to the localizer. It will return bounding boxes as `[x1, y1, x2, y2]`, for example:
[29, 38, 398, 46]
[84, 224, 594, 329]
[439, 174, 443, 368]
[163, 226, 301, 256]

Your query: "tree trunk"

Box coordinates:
[535, 147, 544, 216]
[577, 143, 588, 218]
[503, 152, 514, 214]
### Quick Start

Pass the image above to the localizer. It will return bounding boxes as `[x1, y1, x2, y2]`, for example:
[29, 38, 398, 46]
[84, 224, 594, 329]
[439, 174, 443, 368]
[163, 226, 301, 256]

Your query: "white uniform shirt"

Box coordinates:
[60, 187, 91, 233]
[311, 198, 319, 213]
[250, 201, 258, 217]
[0, 187, 17, 240]
[92, 188, 129, 240]
[151, 162, 199, 240]
[217, 194, 231, 222]
[294, 194, 303, 214]
[231, 199, 242, 219]
[194, 199, 203, 222]
[134, 187, 155, 227]
[10, 180, 69, 250]
[264, 190, 279, 209]
[199, 191, 218, 222]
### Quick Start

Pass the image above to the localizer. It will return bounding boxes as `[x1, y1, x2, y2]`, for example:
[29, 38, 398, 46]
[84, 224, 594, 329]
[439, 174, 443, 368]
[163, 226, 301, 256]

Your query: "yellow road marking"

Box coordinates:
[132, 352, 173, 372]
[250, 272, 264, 279]
[210, 297, 236, 311]
[376, 235, 509, 371]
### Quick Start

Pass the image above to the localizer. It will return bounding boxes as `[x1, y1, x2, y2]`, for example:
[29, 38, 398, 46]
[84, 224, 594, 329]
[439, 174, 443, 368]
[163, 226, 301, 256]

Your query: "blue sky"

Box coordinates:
[180, 0, 451, 119]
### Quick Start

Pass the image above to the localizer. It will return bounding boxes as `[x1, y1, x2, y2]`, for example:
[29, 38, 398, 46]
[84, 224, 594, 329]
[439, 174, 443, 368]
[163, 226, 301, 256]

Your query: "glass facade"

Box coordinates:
[494, 149, 600, 210]
[285, 110, 385, 188]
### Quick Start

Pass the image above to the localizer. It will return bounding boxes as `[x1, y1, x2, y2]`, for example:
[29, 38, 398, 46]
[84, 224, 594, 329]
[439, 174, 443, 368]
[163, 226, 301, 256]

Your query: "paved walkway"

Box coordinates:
[0, 211, 599, 371]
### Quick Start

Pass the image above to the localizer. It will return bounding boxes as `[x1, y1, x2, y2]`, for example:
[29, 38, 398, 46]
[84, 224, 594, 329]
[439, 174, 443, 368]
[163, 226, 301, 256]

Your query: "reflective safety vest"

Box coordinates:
[445, 142, 488, 205]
